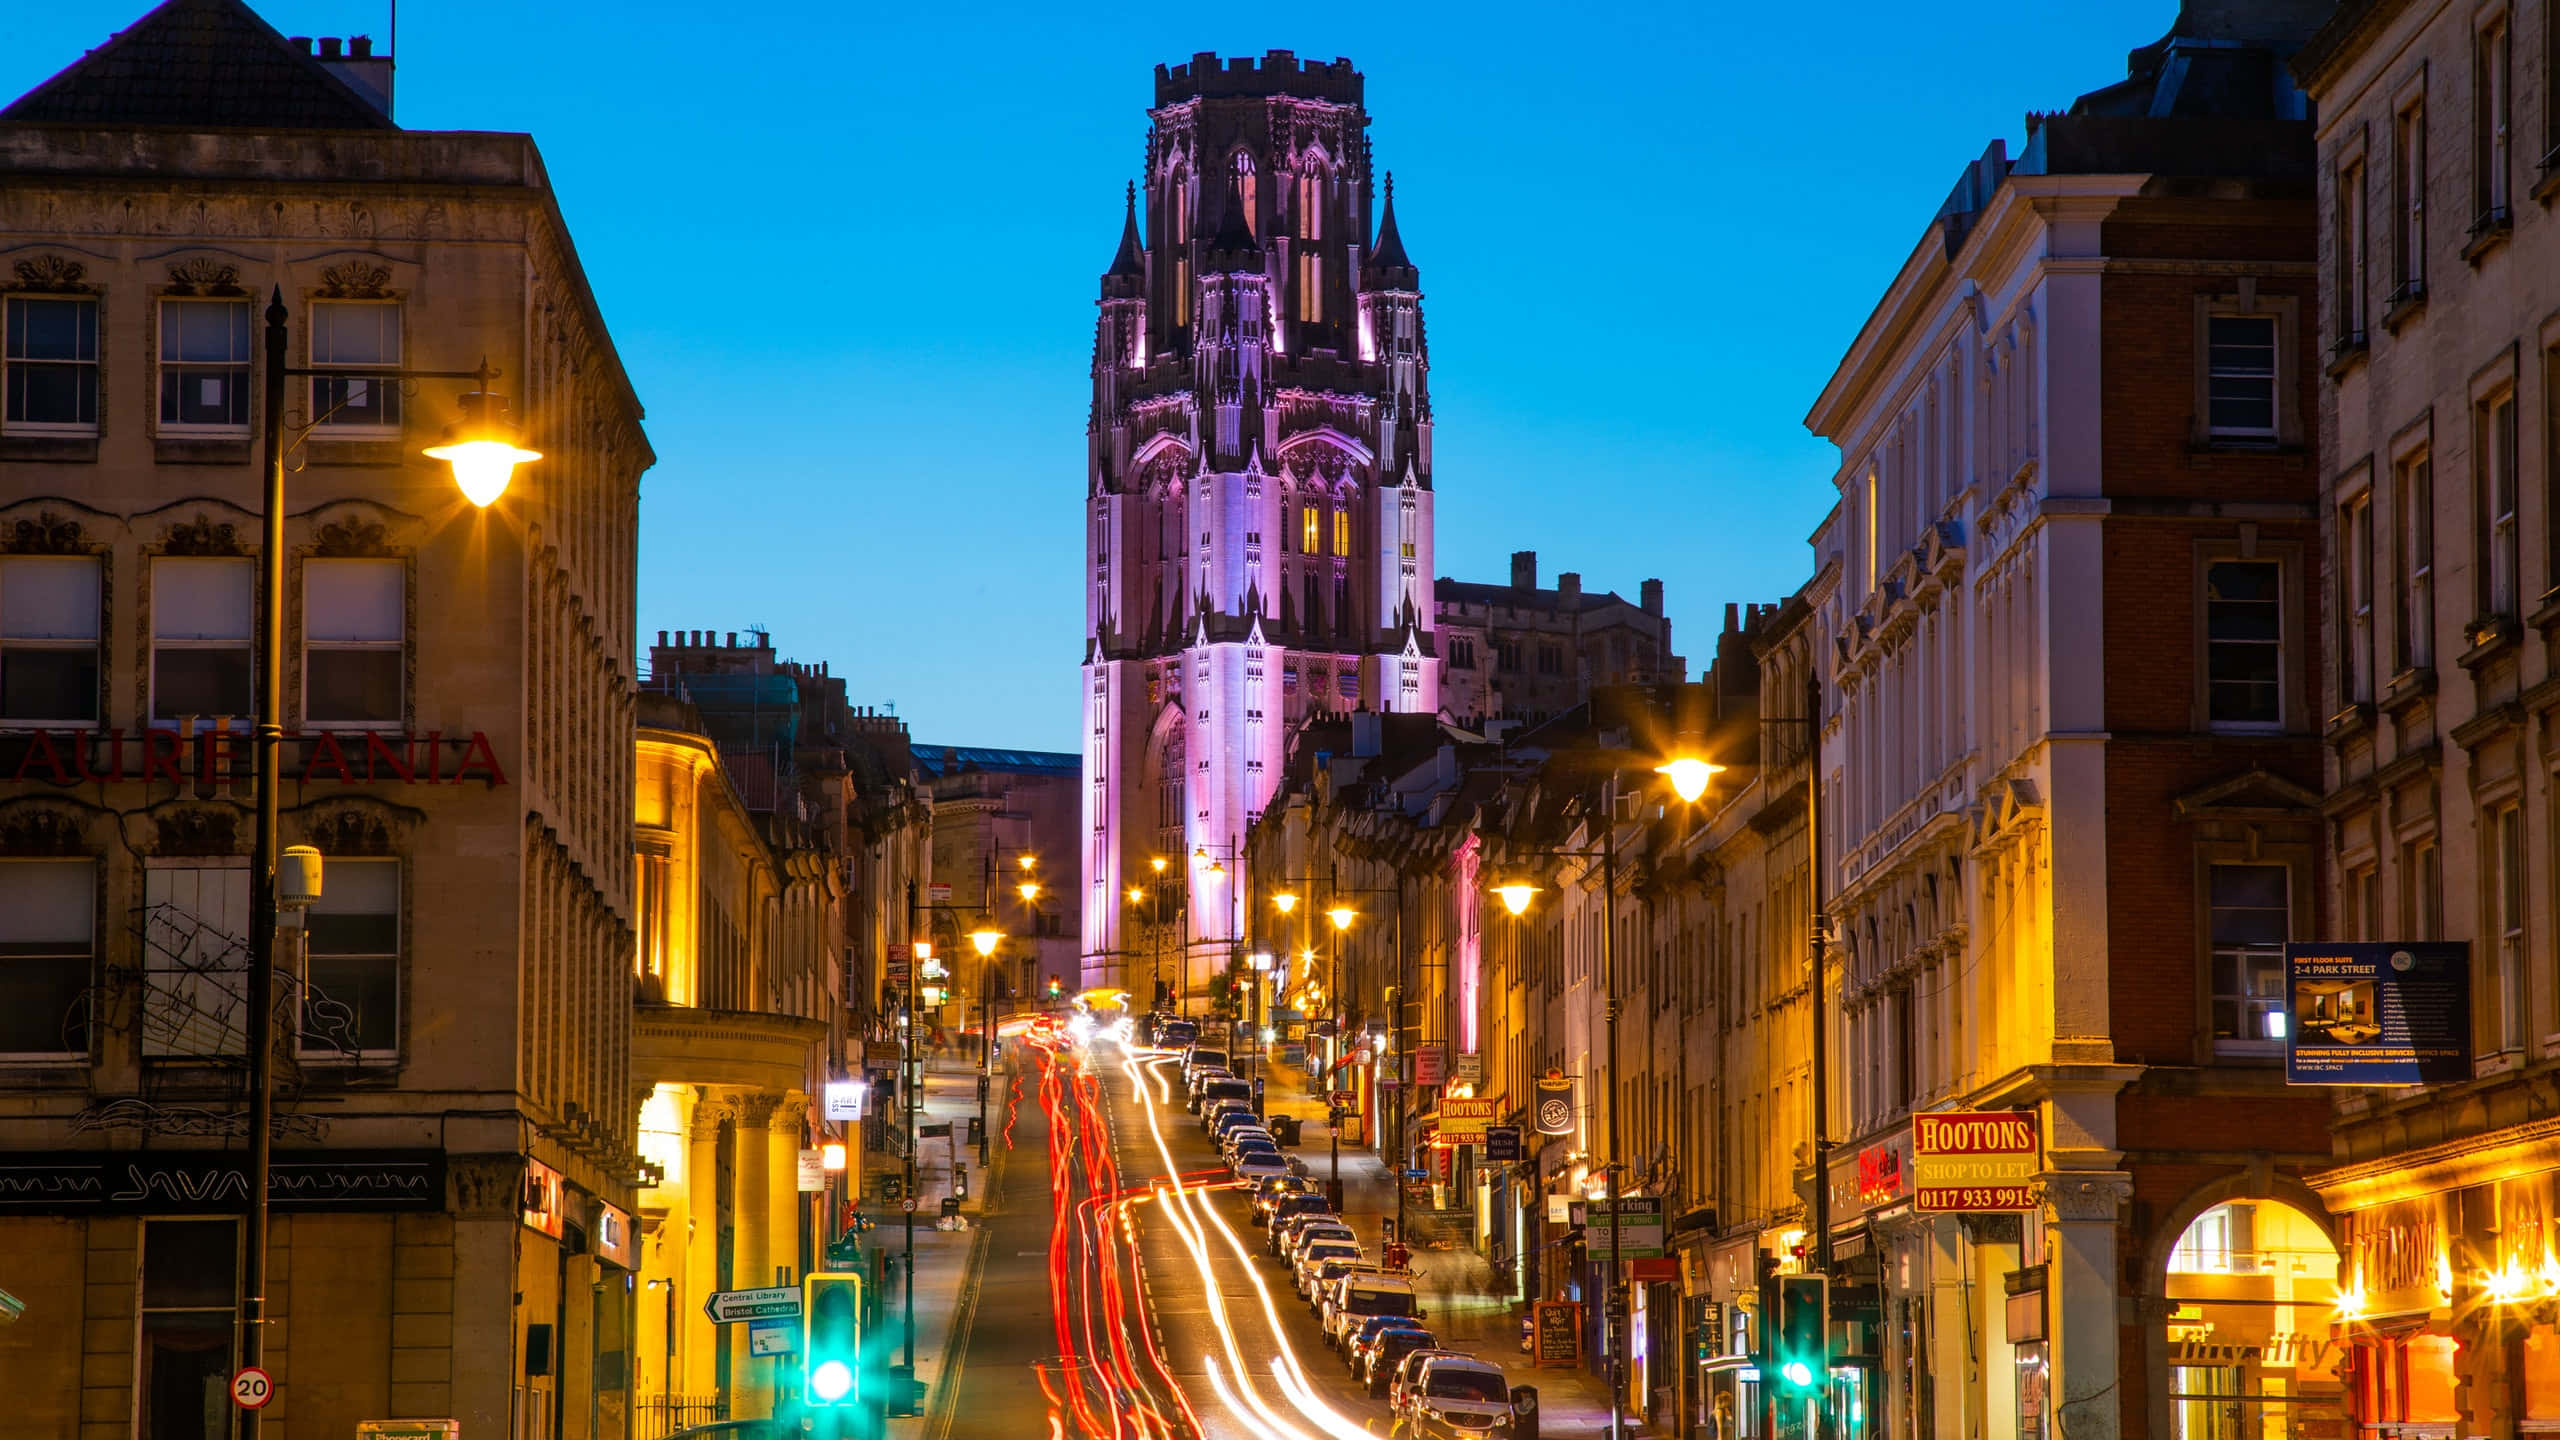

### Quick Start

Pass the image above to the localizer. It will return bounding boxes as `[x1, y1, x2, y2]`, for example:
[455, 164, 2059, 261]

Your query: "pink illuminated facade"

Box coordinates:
[1081, 52, 1439, 1001]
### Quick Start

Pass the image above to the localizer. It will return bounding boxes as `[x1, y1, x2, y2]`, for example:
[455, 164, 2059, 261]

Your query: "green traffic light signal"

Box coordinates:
[1772, 1273, 1829, 1395]
[804, 1271, 864, 1407]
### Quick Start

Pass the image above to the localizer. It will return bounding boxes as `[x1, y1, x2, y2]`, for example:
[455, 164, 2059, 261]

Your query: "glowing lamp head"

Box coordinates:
[1326, 905, 1356, 932]
[1656, 755, 1725, 804]
[1494, 882, 1539, 917]
[820, 1142, 847, 1172]
[423, 390, 540, 507]
[1273, 892, 1298, 915]
[1150, 855, 1168, 874]
[810, 1359, 854, 1403]
[1018, 880, 1041, 902]
[1016, 853, 1037, 871]
[969, 925, 1002, 958]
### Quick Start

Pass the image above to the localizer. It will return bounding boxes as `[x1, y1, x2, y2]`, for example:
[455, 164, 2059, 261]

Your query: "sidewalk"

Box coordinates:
[1257, 1057, 1655, 1438]
[879, 1050, 1000, 1440]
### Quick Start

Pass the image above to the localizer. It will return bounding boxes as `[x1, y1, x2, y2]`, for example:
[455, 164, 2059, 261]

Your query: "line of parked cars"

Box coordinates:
[1172, 1029, 1524, 1437]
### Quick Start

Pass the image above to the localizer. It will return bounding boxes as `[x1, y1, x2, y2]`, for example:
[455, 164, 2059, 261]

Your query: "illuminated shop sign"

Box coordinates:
[3, 729, 509, 787]
[520, 1157, 566, 1239]
[2283, 942, 2471, 1085]
[1911, 1110, 2038, 1212]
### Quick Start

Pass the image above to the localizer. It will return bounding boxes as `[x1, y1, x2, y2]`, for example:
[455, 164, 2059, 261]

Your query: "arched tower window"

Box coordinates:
[1232, 152, 1257, 240]
[1297, 162, 1324, 241]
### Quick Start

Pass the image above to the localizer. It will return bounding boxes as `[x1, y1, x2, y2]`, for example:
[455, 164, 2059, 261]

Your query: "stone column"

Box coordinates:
[2043, 1170, 2133, 1440]
[767, 1097, 811, 1283]
[733, 1091, 785, 1418]
[685, 1092, 729, 1400]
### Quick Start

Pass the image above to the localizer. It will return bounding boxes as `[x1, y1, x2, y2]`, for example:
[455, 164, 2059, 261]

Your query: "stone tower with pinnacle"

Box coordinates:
[1080, 51, 1438, 999]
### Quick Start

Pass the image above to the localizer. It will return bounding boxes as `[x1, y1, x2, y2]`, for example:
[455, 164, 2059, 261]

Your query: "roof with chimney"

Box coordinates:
[2, 0, 396, 130]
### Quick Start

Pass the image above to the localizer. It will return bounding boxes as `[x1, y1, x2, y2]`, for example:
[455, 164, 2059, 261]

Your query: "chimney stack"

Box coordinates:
[1724, 602, 1739, 632]
[1642, 579, 1664, 617]
[1510, 551, 1537, 590]
[318, 36, 341, 58]
[1558, 572, 1582, 605]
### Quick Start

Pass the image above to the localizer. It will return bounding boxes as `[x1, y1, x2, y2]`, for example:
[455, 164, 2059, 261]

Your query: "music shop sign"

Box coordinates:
[2, 729, 509, 788]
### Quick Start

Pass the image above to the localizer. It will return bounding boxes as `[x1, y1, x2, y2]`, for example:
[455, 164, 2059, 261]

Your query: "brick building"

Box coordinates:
[1805, 5, 2341, 1436]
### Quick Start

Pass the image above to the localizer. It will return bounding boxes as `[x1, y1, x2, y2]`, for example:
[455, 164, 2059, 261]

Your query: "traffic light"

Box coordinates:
[1047, 976, 1063, 998]
[803, 1271, 864, 1407]
[1772, 1273, 1829, 1394]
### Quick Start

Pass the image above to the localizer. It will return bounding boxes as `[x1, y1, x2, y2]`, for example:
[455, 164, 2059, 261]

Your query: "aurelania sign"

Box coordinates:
[2, 729, 508, 787]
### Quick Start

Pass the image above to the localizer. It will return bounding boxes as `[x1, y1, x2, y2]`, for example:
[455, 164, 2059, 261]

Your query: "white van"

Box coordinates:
[1321, 1273, 1421, 1347]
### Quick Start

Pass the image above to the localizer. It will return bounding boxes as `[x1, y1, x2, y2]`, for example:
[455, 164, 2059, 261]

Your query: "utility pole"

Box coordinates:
[1599, 770, 1625, 1440]
[239, 292, 289, 1440]
[1806, 673, 1832, 1434]
[1393, 870, 1408, 1243]
[901, 878, 918, 1374]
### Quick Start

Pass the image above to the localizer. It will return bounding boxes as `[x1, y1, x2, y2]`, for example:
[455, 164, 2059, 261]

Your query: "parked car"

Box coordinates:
[1184, 1068, 1230, 1111]
[1209, 1109, 1263, 1145]
[1266, 1201, 1340, 1255]
[1158, 1018, 1197, 1048]
[1322, 1274, 1422, 1348]
[1227, 1139, 1282, 1170]
[1181, 1046, 1230, 1083]
[1292, 1240, 1364, 1298]
[1195, 1078, 1252, 1121]
[1387, 1346, 1466, 1416]
[1280, 1217, 1355, 1266]
[1249, 1177, 1318, 1225]
[1233, 1155, 1291, 1183]
[1401, 1355, 1516, 1436]
[1358, 1326, 1439, 1394]
[1343, 1316, 1427, 1372]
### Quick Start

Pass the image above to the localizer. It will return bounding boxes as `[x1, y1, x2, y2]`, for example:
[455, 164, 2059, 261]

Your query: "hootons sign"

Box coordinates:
[3, 728, 508, 787]
[1910, 1110, 2039, 1213]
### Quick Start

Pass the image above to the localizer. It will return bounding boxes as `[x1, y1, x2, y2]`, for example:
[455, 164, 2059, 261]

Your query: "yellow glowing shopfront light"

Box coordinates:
[423, 389, 541, 507]
[1656, 755, 1725, 805]
[820, 1142, 847, 1172]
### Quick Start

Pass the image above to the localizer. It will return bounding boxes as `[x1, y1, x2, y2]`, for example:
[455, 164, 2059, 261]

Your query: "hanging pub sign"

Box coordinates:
[2283, 941, 2472, 1085]
[1485, 1126, 1523, 1163]
[1910, 1111, 2039, 1212]
[2, 727, 508, 787]
[1534, 1071, 1576, 1135]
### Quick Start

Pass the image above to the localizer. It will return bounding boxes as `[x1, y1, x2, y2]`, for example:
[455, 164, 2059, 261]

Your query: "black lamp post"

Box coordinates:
[241, 290, 536, 1440]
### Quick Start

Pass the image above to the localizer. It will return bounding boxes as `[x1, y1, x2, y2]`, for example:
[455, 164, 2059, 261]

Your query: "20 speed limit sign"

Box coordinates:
[230, 1367, 273, 1409]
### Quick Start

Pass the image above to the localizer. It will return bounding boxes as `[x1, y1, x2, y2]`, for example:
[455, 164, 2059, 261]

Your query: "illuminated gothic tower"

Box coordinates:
[1080, 51, 1437, 1000]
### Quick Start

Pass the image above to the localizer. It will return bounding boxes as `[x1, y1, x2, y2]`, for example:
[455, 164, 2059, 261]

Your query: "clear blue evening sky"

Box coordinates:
[16, 0, 2173, 752]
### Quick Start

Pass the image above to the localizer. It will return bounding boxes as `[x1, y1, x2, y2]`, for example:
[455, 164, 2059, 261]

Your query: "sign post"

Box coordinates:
[704, 1286, 802, 1325]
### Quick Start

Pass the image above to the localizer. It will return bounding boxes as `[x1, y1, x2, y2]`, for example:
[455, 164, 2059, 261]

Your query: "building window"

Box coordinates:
[2351, 866, 2380, 941]
[1231, 151, 1257, 240]
[0, 858, 94, 1059]
[1497, 639, 1521, 672]
[310, 300, 402, 432]
[2208, 862, 2289, 1055]
[303, 557, 403, 725]
[2337, 159, 2368, 342]
[2395, 452, 2434, 670]
[2402, 837, 2441, 939]
[1536, 644, 1564, 676]
[1449, 638, 1475, 670]
[3, 294, 98, 434]
[2205, 315, 2278, 440]
[1333, 574, 1349, 627]
[1297, 251, 1324, 323]
[303, 857, 400, 1058]
[2394, 99, 2427, 301]
[1303, 505, 1321, 554]
[141, 860, 250, 1058]
[140, 1218, 239, 1440]
[157, 297, 251, 432]
[2480, 390, 2520, 618]
[2477, 15, 2513, 223]
[2340, 493, 2374, 705]
[2205, 560, 2282, 729]
[151, 556, 252, 723]
[1297, 170, 1323, 241]
[1332, 507, 1350, 557]
[2492, 802, 2526, 1051]
[1, 554, 101, 723]
[1173, 259, 1190, 329]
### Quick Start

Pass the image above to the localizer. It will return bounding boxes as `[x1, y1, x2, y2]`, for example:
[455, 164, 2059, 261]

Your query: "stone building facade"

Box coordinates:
[1434, 551, 1682, 731]
[1081, 52, 1441, 998]
[1805, 7, 2342, 1437]
[918, 745, 1081, 1011]
[2298, 0, 2560, 1430]
[0, 4, 651, 1437]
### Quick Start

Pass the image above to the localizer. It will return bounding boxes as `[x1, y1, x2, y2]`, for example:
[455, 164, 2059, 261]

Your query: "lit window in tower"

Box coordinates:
[1333, 508, 1351, 557]
[1303, 505, 1321, 554]
[1299, 171, 1323, 240]
[1175, 260, 1190, 328]
[1298, 251, 1324, 323]
[1233, 152, 1257, 239]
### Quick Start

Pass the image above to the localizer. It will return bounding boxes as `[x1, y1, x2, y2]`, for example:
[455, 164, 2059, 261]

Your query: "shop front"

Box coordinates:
[2159, 1197, 2343, 1440]
[2317, 1138, 2560, 1439]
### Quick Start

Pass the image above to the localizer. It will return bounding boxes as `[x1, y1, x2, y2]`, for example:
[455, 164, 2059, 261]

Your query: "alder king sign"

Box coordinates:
[1909, 1110, 2039, 1212]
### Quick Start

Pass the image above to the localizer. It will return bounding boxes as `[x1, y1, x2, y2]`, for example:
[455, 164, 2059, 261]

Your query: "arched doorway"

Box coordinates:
[2164, 1198, 2343, 1439]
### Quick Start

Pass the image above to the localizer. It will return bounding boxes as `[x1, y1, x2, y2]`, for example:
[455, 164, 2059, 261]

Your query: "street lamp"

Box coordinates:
[241, 292, 538, 1440]
[1322, 903, 1357, 1201]
[1485, 747, 1716, 1440]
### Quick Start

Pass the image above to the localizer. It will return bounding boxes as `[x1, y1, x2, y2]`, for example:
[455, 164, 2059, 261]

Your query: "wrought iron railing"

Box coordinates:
[635, 1393, 727, 1439]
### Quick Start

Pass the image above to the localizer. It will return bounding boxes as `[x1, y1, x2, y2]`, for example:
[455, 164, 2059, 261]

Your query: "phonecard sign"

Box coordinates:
[2284, 941, 2472, 1085]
